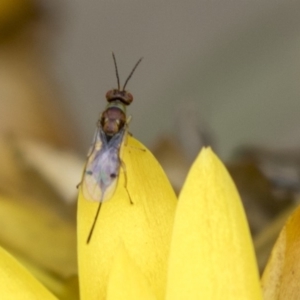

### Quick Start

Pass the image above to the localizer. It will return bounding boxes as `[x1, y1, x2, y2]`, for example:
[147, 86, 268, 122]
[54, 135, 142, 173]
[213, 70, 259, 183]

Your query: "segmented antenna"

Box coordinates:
[112, 52, 120, 91]
[122, 57, 143, 91]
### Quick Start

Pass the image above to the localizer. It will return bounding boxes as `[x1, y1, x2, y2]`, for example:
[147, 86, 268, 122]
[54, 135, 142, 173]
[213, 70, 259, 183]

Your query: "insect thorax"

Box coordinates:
[100, 101, 127, 137]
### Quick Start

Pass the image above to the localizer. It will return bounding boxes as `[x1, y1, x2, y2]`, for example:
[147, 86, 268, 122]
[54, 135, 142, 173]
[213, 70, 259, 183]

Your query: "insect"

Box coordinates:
[80, 53, 143, 243]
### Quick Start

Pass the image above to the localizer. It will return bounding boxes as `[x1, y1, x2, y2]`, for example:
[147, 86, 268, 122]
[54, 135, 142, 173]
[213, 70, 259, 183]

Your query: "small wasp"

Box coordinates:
[80, 53, 142, 243]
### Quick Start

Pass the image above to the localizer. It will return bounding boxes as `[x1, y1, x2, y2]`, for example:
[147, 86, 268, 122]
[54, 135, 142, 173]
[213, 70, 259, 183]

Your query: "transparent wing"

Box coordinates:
[81, 127, 103, 201]
[81, 127, 126, 202]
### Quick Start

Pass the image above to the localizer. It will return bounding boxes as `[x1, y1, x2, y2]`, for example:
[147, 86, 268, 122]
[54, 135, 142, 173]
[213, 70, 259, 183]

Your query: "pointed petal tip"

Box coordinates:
[167, 147, 262, 299]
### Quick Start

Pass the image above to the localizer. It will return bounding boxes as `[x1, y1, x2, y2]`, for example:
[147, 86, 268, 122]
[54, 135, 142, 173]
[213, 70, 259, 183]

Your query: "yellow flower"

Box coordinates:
[0, 136, 265, 299]
[77, 136, 262, 299]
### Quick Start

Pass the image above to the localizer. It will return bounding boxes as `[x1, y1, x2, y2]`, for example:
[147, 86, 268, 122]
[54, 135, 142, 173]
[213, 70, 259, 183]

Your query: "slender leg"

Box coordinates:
[120, 160, 133, 204]
[86, 201, 103, 244]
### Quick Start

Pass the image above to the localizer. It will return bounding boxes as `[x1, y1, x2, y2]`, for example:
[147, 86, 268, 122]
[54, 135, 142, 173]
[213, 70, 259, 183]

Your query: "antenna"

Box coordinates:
[112, 52, 120, 91]
[122, 57, 143, 91]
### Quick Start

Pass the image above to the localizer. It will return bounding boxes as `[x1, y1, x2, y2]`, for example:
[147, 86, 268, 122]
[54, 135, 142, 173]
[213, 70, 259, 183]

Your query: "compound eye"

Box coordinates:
[106, 90, 112, 100]
[126, 92, 133, 104]
[106, 89, 117, 101]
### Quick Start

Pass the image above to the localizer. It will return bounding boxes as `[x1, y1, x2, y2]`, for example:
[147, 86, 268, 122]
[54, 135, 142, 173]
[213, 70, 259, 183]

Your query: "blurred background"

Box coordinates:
[1, 0, 300, 298]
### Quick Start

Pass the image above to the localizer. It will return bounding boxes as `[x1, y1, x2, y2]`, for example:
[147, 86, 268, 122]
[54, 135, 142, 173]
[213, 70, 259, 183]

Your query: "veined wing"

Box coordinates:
[81, 127, 126, 202]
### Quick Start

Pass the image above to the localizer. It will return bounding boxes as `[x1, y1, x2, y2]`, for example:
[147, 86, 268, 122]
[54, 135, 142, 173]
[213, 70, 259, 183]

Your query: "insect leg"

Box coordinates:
[86, 201, 103, 244]
[120, 160, 133, 204]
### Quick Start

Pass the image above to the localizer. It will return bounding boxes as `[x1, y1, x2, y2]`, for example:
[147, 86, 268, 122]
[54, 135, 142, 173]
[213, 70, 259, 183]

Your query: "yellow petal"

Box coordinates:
[261, 205, 300, 299]
[107, 243, 157, 300]
[0, 194, 77, 279]
[12, 253, 79, 300]
[0, 246, 57, 300]
[166, 147, 262, 300]
[77, 135, 177, 300]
